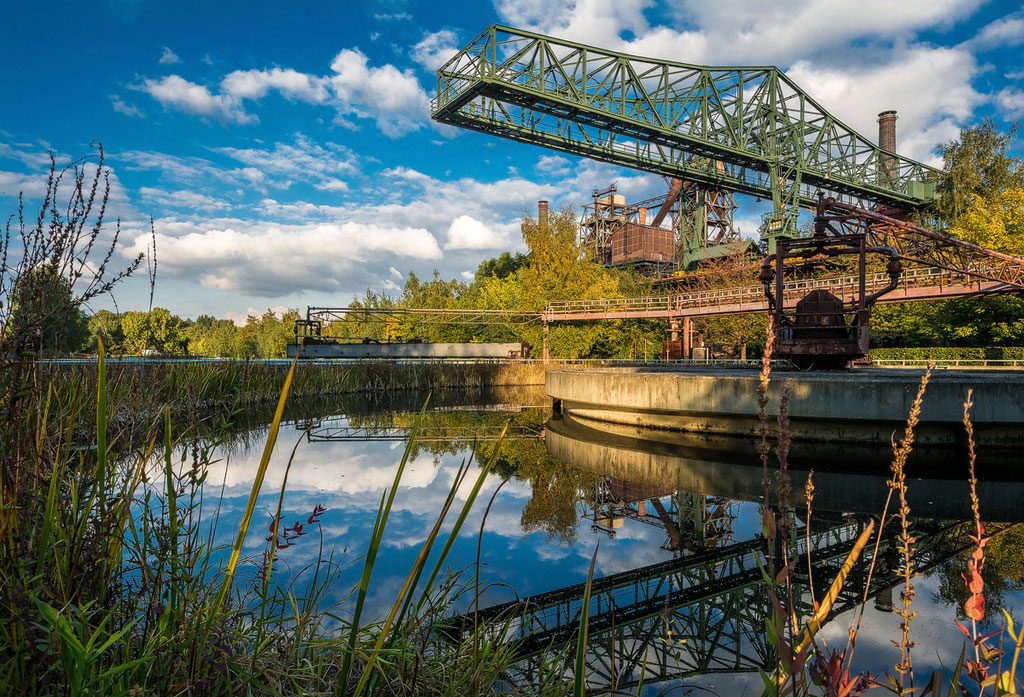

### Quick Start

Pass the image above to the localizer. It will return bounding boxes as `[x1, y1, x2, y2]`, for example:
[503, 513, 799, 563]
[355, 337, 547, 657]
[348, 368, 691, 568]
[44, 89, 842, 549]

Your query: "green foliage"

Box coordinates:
[8, 269, 90, 354]
[84, 307, 301, 358]
[869, 346, 1024, 361]
[872, 296, 1024, 347]
[935, 118, 1023, 224]
[86, 310, 124, 353]
[475, 251, 528, 282]
[337, 206, 665, 359]
[948, 186, 1024, 256]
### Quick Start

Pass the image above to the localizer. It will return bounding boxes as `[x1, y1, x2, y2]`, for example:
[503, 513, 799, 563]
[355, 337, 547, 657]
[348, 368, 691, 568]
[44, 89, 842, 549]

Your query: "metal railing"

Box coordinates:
[544, 266, 983, 318]
[43, 357, 786, 368]
[872, 359, 1024, 368]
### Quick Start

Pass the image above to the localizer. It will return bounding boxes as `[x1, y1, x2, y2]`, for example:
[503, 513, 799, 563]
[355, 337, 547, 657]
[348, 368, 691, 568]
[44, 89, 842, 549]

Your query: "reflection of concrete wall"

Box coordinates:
[547, 367, 1024, 445]
[288, 342, 526, 359]
[545, 414, 1024, 521]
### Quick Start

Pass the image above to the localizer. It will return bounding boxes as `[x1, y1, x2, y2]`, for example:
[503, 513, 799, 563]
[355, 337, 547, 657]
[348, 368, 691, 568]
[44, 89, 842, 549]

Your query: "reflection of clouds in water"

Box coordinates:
[535, 545, 571, 562]
[818, 570, 1019, 680]
[155, 410, 1024, 691]
[198, 425, 714, 606]
[209, 446, 443, 496]
[594, 524, 675, 577]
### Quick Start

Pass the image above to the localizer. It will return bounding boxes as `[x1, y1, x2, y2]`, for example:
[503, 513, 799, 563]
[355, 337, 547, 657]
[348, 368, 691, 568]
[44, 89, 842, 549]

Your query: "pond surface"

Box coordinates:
[183, 386, 1024, 694]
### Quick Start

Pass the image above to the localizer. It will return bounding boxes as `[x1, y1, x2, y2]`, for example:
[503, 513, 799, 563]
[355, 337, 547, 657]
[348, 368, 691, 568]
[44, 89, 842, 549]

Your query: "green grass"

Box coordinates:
[0, 349, 577, 696]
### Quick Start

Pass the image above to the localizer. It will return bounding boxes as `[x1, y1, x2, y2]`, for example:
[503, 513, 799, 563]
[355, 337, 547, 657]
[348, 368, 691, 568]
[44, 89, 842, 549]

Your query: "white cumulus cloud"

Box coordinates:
[445, 215, 515, 250]
[138, 51, 431, 137]
[124, 219, 442, 296]
[786, 46, 980, 164]
[411, 29, 460, 71]
[159, 46, 181, 65]
[996, 86, 1024, 119]
[329, 48, 431, 137]
[963, 13, 1024, 50]
[140, 75, 255, 124]
[221, 67, 330, 103]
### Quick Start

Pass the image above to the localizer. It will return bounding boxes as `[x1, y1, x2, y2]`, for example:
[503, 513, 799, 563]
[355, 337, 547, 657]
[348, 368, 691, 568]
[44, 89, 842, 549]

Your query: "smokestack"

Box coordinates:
[639, 207, 647, 225]
[538, 200, 549, 229]
[878, 110, 897, 151]
[877, 110, 898, 187]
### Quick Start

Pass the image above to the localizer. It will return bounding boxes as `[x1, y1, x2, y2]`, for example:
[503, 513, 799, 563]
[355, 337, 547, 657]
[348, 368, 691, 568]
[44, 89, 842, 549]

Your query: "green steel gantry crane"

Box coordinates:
[431, 25, 942, 255]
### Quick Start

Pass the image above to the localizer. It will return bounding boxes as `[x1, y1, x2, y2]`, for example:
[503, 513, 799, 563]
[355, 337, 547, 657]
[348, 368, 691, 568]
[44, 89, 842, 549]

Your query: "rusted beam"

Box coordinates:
[650, 178, 682, 227]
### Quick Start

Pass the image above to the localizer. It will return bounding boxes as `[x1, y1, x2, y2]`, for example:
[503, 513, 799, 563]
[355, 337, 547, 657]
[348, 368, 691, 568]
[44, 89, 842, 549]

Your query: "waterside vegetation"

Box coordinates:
[2, 120, 1024, 695]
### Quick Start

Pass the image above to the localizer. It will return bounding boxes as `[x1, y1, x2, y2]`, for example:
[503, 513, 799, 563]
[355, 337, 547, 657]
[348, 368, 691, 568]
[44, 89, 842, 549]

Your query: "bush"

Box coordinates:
[870, 346, 1024, 361]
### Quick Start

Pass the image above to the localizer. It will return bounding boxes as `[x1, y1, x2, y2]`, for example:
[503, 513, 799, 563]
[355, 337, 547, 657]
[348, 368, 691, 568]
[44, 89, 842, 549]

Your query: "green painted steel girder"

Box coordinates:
[432, 25, 941, 213]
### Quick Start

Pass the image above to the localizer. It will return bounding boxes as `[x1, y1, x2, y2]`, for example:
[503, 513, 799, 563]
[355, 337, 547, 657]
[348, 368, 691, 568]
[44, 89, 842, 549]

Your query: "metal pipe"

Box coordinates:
[650, 179, 682, 227]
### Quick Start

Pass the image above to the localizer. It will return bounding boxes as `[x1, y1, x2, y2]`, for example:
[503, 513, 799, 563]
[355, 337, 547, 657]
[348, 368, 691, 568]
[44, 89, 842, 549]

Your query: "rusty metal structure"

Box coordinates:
[580, 178, 752, 274]
[587, 477, 738, 552]
[402, 24, 1024, 365]
[759, 196, 1024, 366]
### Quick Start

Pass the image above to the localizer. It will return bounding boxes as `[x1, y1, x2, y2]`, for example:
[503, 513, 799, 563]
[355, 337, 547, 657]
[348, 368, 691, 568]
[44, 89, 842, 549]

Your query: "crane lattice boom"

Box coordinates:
[432, 25, 941, 228]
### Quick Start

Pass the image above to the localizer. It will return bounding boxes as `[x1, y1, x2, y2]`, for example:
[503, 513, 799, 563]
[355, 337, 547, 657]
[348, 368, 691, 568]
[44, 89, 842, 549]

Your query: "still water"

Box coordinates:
[188, 386, 1024, 694]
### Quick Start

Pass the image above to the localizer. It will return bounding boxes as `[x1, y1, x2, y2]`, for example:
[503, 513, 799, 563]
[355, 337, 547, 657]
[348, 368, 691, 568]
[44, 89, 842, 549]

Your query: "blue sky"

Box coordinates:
[1, 0, 1023, 322]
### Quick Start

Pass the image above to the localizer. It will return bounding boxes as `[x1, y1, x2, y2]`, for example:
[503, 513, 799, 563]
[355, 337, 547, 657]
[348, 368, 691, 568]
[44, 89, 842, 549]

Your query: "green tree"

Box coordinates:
[935, 118, 1023, 224]
[184, 315, 239, 356]
[947, 187, 1024, 256]
[86, 309, 124, 353]
[149, 307, 184, 354]
[8, 270, 89, 355]
[120, 311, 153, 354]
[474, 251, 528, 282]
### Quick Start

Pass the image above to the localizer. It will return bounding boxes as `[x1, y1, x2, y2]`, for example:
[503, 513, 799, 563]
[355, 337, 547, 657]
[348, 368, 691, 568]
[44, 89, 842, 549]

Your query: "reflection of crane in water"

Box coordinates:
[297, 405, 547, 443]
[458, 517, 995, 691]
[587, 477, 738, 552]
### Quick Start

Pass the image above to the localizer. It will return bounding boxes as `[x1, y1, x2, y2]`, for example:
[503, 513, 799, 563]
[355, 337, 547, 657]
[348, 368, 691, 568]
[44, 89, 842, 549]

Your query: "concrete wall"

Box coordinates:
[547, 366, 1024, 445]
[546, 414, 1024, 520]
[288, 342, 526, 359]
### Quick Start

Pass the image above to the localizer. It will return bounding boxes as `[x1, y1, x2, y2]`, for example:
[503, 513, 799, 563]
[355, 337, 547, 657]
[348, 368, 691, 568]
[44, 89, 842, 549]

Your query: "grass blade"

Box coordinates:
[213, 352, 298, 612]
[336, 394, 429, 696]
[575, 543, 599, 697]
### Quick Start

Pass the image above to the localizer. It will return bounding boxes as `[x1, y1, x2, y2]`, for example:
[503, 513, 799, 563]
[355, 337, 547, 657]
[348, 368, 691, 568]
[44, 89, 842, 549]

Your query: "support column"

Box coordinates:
[682, 316, 691, 360]
[666, 319, 680, 362]
[542, 319, 550, 364]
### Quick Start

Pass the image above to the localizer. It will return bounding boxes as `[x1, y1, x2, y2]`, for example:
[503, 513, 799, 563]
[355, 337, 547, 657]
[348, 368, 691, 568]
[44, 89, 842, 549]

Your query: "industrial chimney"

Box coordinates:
[877, 110, 897, 151]
[877, 110, 898, 188]
[538, 200, 549, 229]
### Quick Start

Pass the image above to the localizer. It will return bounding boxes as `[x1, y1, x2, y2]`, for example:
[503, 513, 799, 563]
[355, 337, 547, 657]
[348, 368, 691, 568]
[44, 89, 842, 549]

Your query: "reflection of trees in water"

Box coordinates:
[935, 522, 1024, 621]
[202, 388, 603, 545]
[480, 439, 601, 546]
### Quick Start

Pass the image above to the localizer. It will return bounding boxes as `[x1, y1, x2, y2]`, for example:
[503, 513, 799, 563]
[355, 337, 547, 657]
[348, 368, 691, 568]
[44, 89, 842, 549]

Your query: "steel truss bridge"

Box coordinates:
[543, 264, 1020, 322]
[456, 517, 990, 690]
[304, 306, 539, 327]
[433, 24, 939, 248]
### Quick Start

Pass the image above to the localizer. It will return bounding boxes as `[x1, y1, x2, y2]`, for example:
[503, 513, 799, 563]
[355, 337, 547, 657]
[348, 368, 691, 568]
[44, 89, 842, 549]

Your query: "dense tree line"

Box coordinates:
[77, 307, 302, 358]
